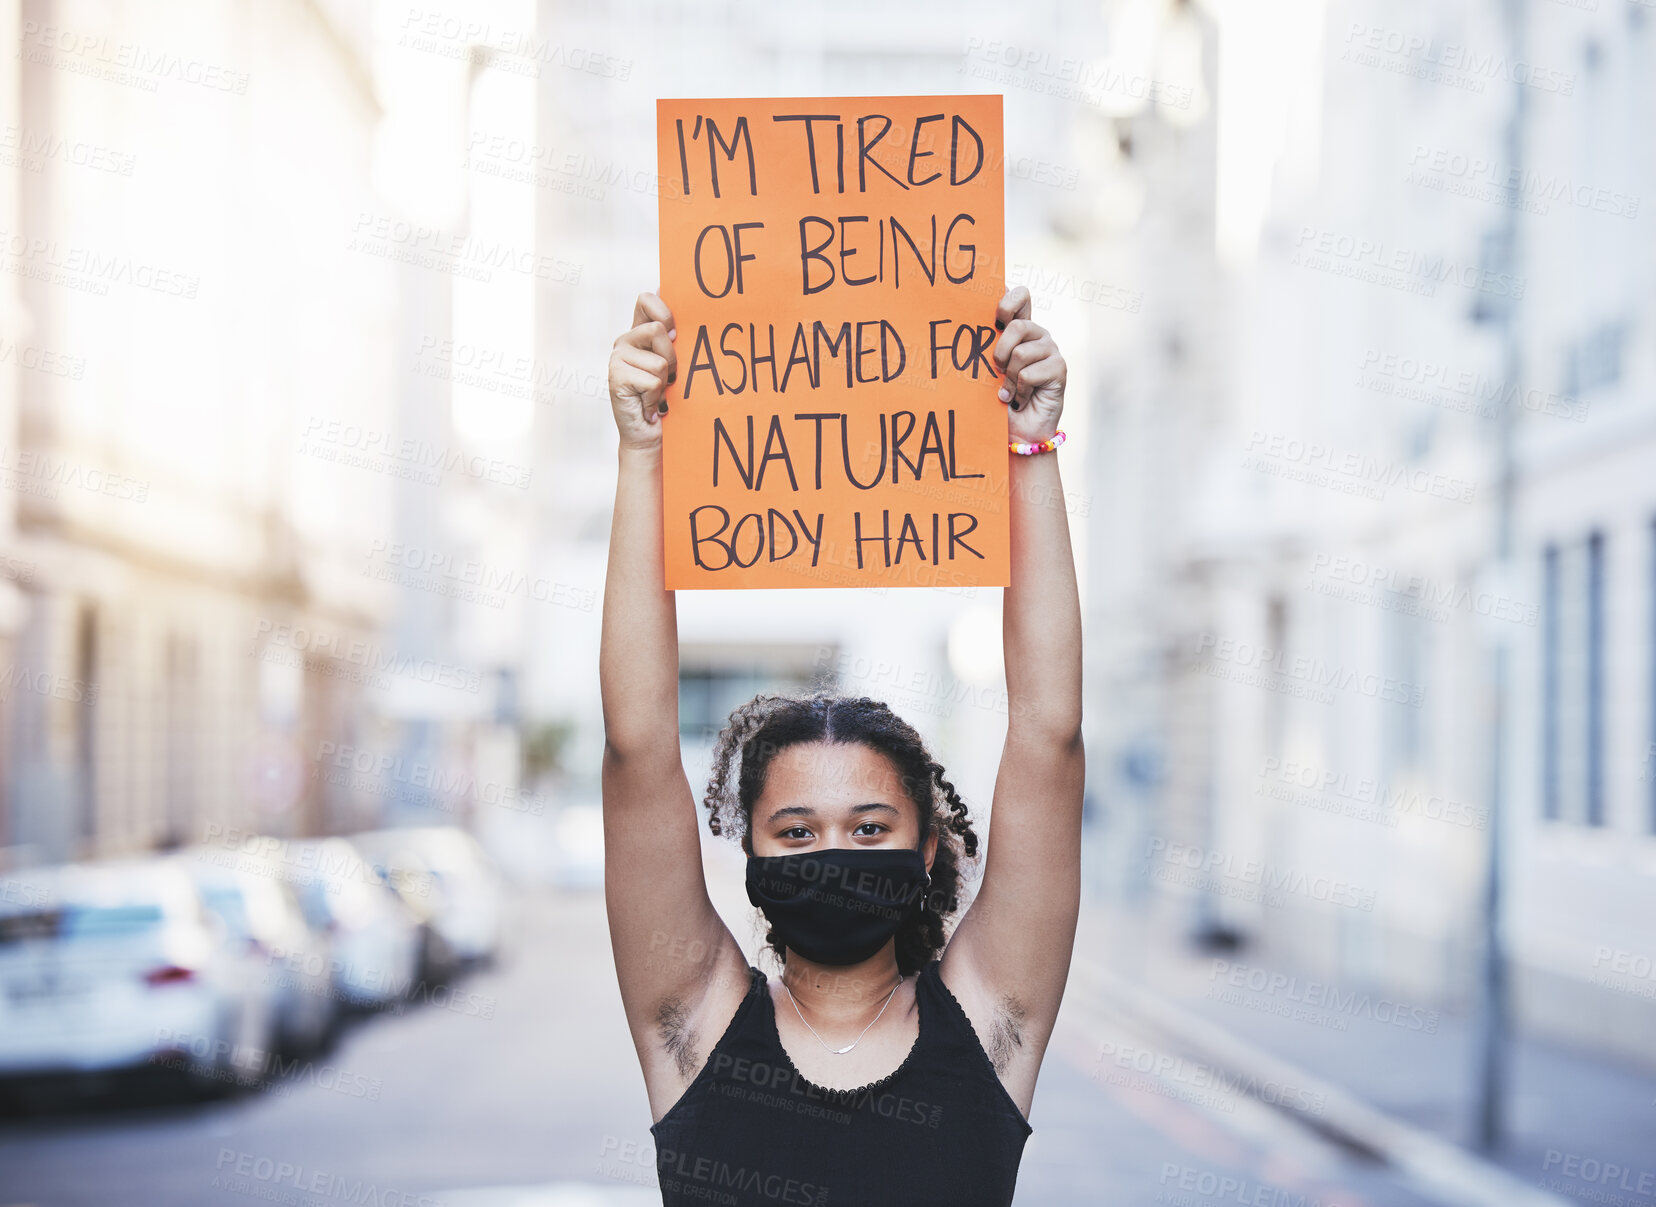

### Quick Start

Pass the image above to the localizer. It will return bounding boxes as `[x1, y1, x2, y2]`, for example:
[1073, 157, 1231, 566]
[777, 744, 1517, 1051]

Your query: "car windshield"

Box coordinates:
[198, 887, 251, 936]
[0, 910, 62, 943]
[295, 879, 338, 927]
[59, 903, 167, 938]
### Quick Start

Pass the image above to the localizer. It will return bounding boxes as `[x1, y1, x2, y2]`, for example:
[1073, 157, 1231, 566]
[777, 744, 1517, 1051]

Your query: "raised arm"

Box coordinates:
[600, 292, 748, 1116]
[939, 285, 1085, 1107]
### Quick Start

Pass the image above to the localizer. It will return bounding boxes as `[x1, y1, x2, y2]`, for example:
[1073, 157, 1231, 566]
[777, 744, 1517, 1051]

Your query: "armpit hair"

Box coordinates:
[656, 995, 700, 1079]
[986, 993, 1028, 1073]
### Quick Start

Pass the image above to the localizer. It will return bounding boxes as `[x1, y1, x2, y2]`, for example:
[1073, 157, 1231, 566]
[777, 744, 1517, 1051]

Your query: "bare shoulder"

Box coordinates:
[634, 931, 756, 1125]
[935, 937, 1061, 1119]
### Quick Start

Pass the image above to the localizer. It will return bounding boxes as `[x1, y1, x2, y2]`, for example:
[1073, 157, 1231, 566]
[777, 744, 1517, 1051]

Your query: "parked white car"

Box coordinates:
[351, 826, 504, 970]
[281, 837, 422, 1011]
[0, 857, 272, 1092]
[343, 830, 454, 983]
[175, 846, 339, 1057]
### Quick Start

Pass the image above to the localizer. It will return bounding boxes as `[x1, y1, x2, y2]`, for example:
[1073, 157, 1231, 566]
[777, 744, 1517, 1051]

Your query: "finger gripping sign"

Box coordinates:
[656, 95, 1009, 591]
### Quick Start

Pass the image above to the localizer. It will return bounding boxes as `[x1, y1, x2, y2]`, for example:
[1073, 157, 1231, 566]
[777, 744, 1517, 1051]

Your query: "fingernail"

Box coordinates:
[667, 328, 677, 341]
[1010, 400, 1022, 411]
[995, 319, 1005, 330]
[658, 401, 668, 414]
[997, 386, 1011, 403]
[668, 369, 676, 385]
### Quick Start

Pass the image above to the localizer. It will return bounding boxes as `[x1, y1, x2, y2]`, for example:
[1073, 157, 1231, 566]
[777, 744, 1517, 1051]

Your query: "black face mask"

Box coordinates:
[745, 846, 931, 966]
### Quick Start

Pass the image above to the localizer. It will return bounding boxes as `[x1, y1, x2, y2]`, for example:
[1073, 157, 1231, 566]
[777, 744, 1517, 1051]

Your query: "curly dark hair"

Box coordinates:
[703, 689, 981, 977]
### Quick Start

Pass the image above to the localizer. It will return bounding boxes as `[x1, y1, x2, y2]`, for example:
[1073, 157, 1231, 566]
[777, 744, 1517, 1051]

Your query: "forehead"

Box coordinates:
[760, 741, 905, 803]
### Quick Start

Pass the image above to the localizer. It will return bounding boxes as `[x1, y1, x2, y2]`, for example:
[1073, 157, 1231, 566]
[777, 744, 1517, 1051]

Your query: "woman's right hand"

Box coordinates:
[608, 291, 678, 452]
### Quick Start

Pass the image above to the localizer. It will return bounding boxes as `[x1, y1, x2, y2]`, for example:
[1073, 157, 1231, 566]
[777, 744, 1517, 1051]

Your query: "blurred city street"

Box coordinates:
[11, 840, 1649, 1205]
[0, 873, 1461, 1207]
[2, 0, 1654, 1202]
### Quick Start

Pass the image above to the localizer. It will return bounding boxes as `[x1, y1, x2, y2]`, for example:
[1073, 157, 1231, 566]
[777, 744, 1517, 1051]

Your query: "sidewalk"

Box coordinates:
[1072, 898, 1656, 1207]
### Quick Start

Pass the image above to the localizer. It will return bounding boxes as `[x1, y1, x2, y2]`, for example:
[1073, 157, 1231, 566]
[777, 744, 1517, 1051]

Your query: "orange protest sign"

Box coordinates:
[655, 95, 1009, 591]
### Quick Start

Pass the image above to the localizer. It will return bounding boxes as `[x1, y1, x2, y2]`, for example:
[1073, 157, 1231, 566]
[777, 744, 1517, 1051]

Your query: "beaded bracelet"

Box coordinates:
[1010, 430, 1066, 456]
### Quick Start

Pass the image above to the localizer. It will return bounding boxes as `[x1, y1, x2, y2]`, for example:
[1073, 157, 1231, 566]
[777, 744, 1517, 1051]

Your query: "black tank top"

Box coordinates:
[649, 957, 1032, 1206]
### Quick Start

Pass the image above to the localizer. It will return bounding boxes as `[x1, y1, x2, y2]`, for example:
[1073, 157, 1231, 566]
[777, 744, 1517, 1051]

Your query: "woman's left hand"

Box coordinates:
[991, 286, 1066, 443]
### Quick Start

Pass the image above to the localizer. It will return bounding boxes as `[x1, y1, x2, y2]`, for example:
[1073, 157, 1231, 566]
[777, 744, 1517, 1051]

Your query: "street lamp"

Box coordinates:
[1465, 0, 1529, 1156]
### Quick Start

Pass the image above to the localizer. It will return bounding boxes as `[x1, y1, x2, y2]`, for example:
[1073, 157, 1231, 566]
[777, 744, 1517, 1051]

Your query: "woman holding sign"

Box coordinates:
[601, 283, 1082, 1207]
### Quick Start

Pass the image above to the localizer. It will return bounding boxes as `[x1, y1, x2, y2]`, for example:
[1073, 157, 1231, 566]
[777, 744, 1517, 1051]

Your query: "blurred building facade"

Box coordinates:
[0, 0, 520, 865]
[1085, 0, 1656, 1068]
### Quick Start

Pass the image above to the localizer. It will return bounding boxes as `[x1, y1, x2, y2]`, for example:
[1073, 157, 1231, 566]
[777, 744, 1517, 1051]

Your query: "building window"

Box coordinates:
[677, 645, 828, 743]
[1542, 533, 1607, 825]
[1587, 532, 1605, 826]
[1383, 591, 1428, 777]
[1542, 544, 1560, 820]
[1562, 320, 1627, 400]
[1650, 520, 1656, 832]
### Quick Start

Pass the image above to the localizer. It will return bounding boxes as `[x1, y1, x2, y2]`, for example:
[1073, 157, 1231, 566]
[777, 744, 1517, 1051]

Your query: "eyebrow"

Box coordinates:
[765, 802, 902, 825]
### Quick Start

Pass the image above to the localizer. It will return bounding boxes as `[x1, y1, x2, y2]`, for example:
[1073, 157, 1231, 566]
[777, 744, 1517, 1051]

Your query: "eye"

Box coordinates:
[781, 826, 813, 840]
[853, 821, 886, 837]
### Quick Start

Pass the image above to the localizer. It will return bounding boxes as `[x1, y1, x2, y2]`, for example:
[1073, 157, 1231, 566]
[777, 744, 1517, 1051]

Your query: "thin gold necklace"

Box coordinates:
[782, 971, 905, 1055]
